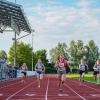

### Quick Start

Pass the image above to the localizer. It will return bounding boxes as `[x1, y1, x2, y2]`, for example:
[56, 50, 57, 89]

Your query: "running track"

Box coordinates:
[0, 75, 100, 100]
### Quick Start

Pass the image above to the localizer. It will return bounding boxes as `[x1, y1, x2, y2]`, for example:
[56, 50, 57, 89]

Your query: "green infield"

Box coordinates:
[66, 73, 97, 84]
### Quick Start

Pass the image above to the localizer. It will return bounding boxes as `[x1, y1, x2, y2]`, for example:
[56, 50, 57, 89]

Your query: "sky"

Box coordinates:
[0, 0, 100, 59]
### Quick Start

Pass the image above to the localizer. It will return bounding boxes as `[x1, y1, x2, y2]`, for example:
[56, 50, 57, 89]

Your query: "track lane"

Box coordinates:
[0, 79, 21, 89]
[47, 77, 83, 100]
[65, 78, 100, 100]
[0, 77, 36, 100]
[71, 78, 100, 92]
[6, 77, 48, 100]
[0, 75, 100, 100]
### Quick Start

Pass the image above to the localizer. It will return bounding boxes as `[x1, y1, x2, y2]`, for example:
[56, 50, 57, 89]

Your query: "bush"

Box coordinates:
[71, 69, 78, 73]
[45, 66, 56, 73]
[66, 67, 70, 73]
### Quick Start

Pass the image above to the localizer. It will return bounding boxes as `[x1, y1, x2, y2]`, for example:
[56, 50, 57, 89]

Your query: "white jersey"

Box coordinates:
[94, 65, 100, 71]
[79, 64, 85, 71]
[35, 63, 44, 71]
[59, 62, 65, 68]
[21, 66, 27, 72]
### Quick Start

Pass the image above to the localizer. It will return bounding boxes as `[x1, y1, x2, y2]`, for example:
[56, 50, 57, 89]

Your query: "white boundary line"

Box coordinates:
[64, 83, 86, 100]
[85, 80, 97, 84]
[45, 78, 49, 100]
[70, 79, 100, 93]
[6, 80, 37, 100]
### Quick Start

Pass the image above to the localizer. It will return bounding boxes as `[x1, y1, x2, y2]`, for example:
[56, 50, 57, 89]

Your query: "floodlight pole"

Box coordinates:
[32, 31, 34, 71]
[14, 0, 17, 67]
[32, 33, 33, 71]
[14, 32, 17, 67]
[15, 0, 16, 3]
[13, 33, 31, 67]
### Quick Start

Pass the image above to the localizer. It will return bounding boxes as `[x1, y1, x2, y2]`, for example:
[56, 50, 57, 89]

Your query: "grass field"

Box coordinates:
[67, 73, 97, 84]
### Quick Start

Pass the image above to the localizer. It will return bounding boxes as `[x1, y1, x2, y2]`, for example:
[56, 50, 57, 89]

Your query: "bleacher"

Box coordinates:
[0, 57, 36, 82]
[0, 57, 8, 81]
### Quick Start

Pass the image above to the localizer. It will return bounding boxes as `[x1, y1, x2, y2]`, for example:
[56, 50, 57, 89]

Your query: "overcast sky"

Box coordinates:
[0, 0, 100, 59]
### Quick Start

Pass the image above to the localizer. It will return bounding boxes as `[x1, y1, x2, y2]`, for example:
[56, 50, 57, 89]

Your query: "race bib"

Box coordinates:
[97, 66, 100, 71]
[80, 65, 85, 71]
[97, 66, 100, 69]
[38, 65, 42, 69]
[59, 63, 64, 67]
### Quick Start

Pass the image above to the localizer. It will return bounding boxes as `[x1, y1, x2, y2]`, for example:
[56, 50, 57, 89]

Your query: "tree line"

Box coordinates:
[0, 40, 100, 72]
[50, 40, 100, 71]
[0, 42, 48, 70]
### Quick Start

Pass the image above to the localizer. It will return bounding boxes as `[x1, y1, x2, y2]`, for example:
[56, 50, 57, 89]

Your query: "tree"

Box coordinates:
[68, 40, 78, 70]
[50, 42, 68, 63]
[76, 40, 84, 60]
[34, 49, 48, 66]
[68, 40, 77, 58]
[86, 40, 100, 70]
[50, 40, 100, 72]
[88, 40, 99, 60]
[33, 49, 49, 72]
[68, 40, 84, 70]
[0, 50, 7, 59]
[8, 41, 32, 70]
[77, 40, 83, 49]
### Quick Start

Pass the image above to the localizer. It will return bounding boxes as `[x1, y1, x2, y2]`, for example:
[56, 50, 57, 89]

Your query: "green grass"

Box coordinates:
[66, 73, 97, 84]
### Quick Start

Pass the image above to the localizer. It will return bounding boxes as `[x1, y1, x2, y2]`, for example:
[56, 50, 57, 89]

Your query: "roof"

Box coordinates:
[0, 0, 32, 33]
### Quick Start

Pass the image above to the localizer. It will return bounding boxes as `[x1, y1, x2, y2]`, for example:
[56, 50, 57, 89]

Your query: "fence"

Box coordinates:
[0, 62, 17, 82]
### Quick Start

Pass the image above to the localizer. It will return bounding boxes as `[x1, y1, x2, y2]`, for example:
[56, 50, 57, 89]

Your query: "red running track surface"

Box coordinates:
[0, 75, 100, 100]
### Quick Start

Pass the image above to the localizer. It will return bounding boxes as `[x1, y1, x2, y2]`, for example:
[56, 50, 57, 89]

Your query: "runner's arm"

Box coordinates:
[78, 64, 80, 70]
[42, 64, 45, 72]
[54, 61, 58, 69]
[93, 65, 97, 70]
[65, 60, 69, 68]
[26, 66, 28, 71]
[34, 64, 37, 71]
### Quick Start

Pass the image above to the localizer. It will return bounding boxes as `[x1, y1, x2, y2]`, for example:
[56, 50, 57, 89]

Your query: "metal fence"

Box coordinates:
[0, 59, 17, 82]
[0, 62, 8, 81]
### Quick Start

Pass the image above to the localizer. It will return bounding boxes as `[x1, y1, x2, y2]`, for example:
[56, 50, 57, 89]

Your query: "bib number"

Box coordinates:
[59, 63, 64, 68]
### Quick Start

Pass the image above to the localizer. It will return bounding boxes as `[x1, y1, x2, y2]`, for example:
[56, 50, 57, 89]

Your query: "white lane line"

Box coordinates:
[64, 83, 86, 100]
[6, 80, 37, 100]
[25, 93, 36, 96]
[45, 78, 50, 100]
[85, 80, 97, 84]
[0, 93, 3, 96]
[58, 94, 69, 96]
[90, 94, 100, 97]
[71, 79, 100, 93]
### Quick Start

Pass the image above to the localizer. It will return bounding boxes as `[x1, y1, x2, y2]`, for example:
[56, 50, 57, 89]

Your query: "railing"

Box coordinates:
[0, 63, 17, 82]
